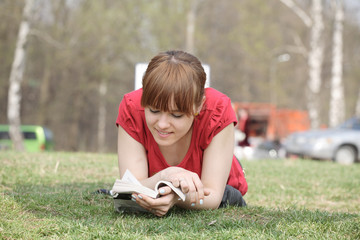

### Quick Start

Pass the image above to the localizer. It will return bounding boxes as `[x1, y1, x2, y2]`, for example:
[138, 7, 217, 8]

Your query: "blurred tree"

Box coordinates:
[329, 0, 345, 127]
[197, 0, 284, 103]
[342, 1, 360, 118]
[185, 0, 201, 53]
[1, 0, 359, 152]
[7, 0, 34, 151]
[97, 80, 107, 152]
[0, 1, 24, 124]
[280, 0, 324, 129]
[356, 91, 360, 117]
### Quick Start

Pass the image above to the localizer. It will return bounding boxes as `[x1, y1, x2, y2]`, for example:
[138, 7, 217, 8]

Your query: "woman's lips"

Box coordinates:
[156, 129, 172, 138]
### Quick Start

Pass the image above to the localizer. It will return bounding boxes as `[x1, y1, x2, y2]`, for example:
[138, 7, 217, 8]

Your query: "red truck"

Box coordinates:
[232, 102, 310, 159]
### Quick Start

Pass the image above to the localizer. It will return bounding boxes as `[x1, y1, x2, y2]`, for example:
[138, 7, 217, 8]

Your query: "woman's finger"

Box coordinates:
[192, 176, 205, 205]
[179, 178, 189, 193]
[171, 177, 182, 188]
[178, 177, 197, 205]
[158, 186, 171, 196]
[187, 178, 198, 206]
[134, 192, 176, 215]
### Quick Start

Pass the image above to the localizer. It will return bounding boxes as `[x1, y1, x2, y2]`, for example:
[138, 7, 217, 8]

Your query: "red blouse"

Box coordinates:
[116, 88, 248, 196]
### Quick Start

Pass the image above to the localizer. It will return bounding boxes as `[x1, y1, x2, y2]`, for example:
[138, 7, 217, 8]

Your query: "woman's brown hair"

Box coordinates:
[141, 50, 206, 116]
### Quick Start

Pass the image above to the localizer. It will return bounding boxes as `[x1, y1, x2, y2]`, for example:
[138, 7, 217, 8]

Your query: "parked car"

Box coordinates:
[252, 140, 286, 159]
[234, 133, 286, 160]
[284, 117, 360, 164]
[0, 125, 54, 152]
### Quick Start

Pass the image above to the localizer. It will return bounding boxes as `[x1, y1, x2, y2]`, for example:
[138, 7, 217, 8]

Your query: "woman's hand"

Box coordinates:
[160, 167, 210, 207]
[131, 186, 179, 217]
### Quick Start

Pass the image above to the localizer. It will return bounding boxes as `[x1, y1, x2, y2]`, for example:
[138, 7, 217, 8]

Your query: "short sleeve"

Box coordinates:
[116, 91, 145, 145]
[199, 92, 237, 149]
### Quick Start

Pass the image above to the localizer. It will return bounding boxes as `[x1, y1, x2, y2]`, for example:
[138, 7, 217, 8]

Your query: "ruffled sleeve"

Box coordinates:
[199, 89, 237, 149]
[116, 89, 145, 145]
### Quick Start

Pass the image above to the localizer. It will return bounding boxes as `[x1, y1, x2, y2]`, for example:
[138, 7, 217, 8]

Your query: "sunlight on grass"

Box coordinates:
[1, 152, 359, 239]
[243, 158, 360, 213]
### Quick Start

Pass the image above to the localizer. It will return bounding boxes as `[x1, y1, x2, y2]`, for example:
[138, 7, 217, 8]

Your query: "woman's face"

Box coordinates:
[144, 106, 195, 148]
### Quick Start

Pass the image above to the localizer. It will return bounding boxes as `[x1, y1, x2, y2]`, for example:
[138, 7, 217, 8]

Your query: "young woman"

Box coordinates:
[116, 50, 247, 216]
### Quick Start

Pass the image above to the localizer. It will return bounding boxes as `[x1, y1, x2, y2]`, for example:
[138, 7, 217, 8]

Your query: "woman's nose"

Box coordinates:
[157, 113, 171, 129]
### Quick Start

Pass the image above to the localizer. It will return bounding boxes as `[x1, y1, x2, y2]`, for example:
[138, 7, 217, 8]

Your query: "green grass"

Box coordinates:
[0, 152, 359, 239]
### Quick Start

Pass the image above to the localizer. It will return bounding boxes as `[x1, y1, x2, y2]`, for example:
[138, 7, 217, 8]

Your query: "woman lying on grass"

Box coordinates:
[116, 50, 248, 217]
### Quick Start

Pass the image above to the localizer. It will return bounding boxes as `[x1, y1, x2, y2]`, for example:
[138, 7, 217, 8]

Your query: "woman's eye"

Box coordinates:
[149, 108, 159, 114]
[171, 113, 183, 118]
[149, 108, 183, 118]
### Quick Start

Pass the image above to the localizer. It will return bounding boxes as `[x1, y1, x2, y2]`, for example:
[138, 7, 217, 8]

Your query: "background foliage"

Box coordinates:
[1, 0, 360, 152]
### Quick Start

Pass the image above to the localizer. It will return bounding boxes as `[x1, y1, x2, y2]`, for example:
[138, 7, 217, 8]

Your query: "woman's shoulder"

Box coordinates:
[117, 89, 146, 144]
[196, 88, 236, 148]
[121, 88, 143, 109]
[118, 89, 144, 119]
[123, 88, 142, 102]
[201, 88, 235, 123]
[204, 88, 231, 109]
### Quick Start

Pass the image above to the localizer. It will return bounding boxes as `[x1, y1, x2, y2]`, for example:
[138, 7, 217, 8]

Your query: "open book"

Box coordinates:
[111, 169, 186, 213]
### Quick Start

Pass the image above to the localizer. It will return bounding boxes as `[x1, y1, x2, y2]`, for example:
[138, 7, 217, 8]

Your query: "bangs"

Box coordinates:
[141, 61, 197, 115]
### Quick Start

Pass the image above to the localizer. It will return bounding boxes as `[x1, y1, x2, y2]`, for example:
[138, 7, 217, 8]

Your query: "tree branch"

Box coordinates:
[30, 29, 65, 49]
[280, 0, 312, 27]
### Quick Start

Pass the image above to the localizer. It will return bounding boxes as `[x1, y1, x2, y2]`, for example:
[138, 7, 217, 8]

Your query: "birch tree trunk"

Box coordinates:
[306, 0, 324, 129]
[97, 80, 107, 153]
[280, 0, 324, 129]
[185, 0, 200, 54]
[356, 91, 360, 118]
[329, 0, 345, 127]
[7, 0, 34, 151]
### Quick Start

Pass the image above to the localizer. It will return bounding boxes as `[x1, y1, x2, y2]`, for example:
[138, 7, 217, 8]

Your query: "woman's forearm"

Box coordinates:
[138, 171, 164, 189]
[139, 166, 190, 189]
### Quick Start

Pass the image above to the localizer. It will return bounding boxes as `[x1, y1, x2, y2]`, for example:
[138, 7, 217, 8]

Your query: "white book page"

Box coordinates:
[155, 181, 186, 201]
[121, 169, 142, 186]
[116, 169, 185, 201]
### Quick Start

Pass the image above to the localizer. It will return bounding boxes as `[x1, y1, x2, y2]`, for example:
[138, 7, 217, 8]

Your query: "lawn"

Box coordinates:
[0, 152, 359, 239]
